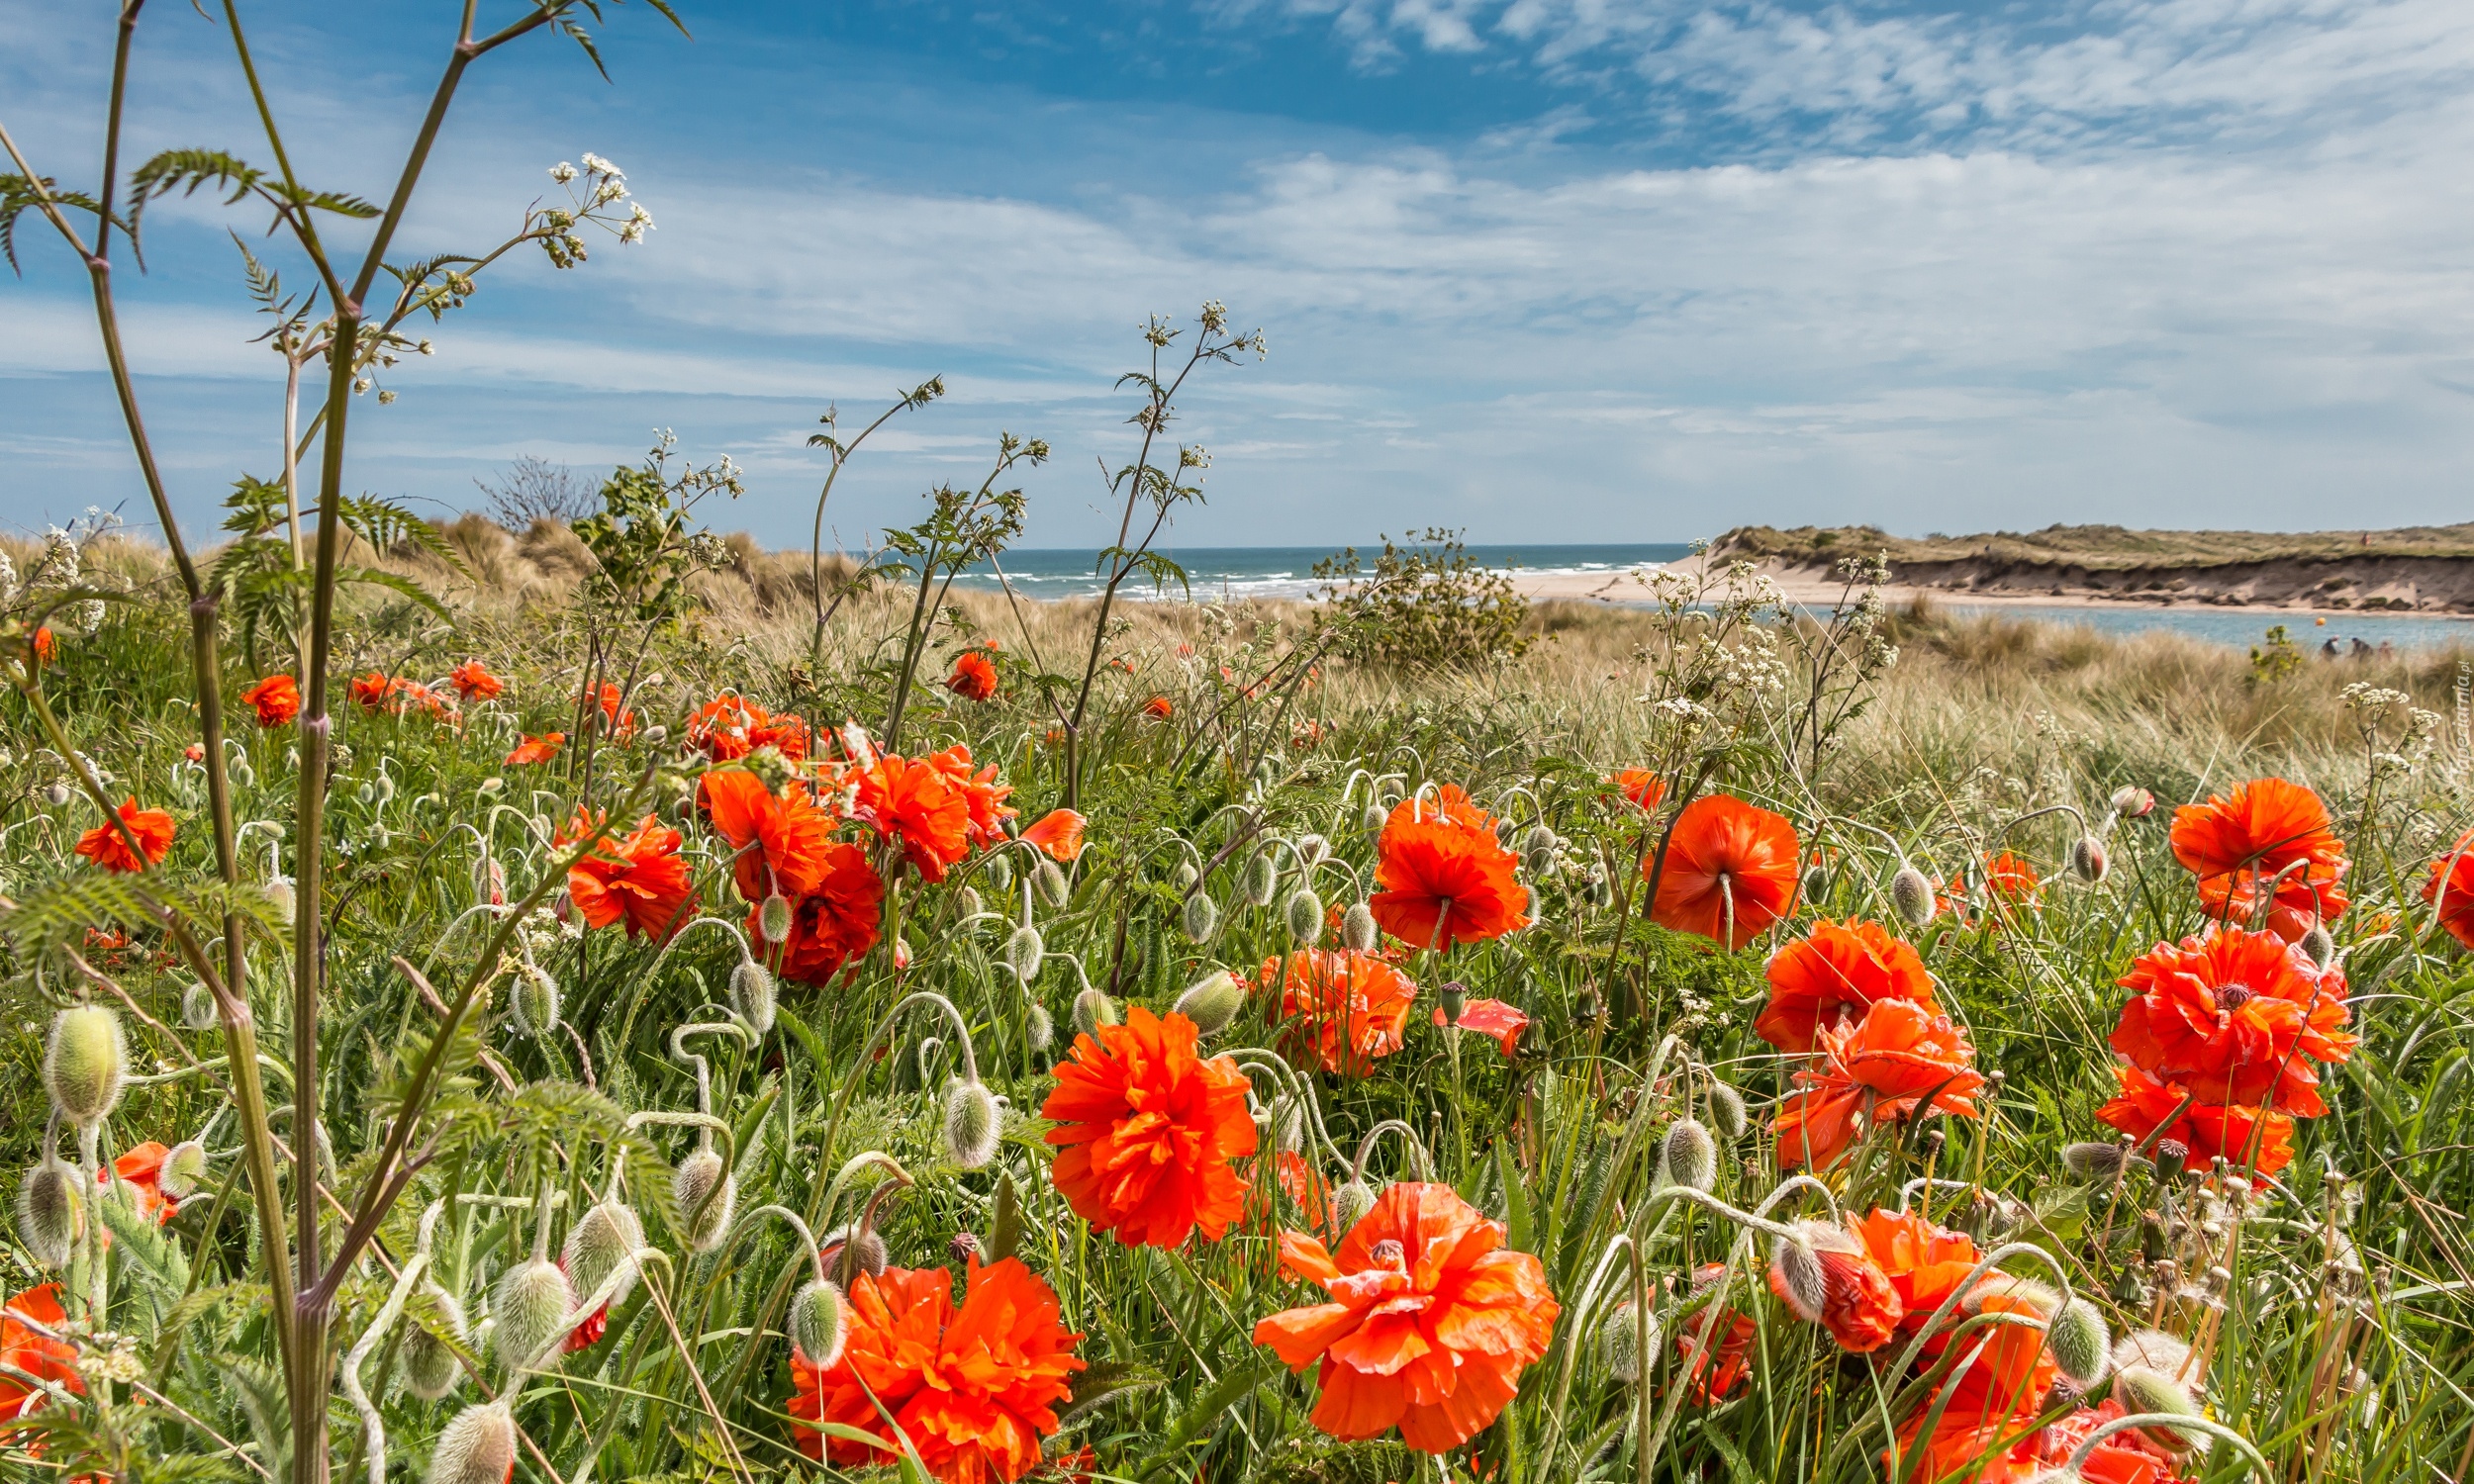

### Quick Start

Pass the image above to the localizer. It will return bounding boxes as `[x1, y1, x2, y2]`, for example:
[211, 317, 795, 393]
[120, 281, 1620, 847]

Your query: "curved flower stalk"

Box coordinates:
[340, 1201, 447, 1484]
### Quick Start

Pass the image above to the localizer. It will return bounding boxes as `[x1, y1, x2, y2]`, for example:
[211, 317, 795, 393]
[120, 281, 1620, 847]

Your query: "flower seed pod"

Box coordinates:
[1437, 981, 1467, 1025]
[1241, 853, 1278, 907]
[1361, 802, 1386, 836]
[673, 1148, 736, 1252]
[1768, 1234, 1829, 1325]
[1601, 1299, 1652, 1384]
[1889, 865, 1938, 927]
[2151, 1139, 2189, 1182]
[1657, 1119, 1718, 1194]
[404, 1285, 470, 1400]
[2070, 835, 2109, 883]
[563, 1199, 645, 1315]
[1341, 900, 1380, 953]
[1033, 860, 1071, 909]
[180, 981, 220, 1032]
[730, 958, 777, 1036]
[1707, 1081, 1748, 1141]
[986, 854, 1013, 890]
[158, 1139, 209, 1200]
[2110, 1328, 2193, 1382]
[1003, 924, 1045, 982]
[489, 1256, 576, 1373]
[950, 1230, 985, 1265]
[1333, 1179, 1379, 1235]
[1284, 886, 1325, 945]
[1025, 1002, 1054, 1054]
[46, 1004, 127, 1126]
[2111, 1365, 2205, 1451]
[2046, 1296, 2111, 1391]
[16, 1157, 82, 1268]
[2300, 925, 2335, 971]
[510, 963, 560, 1039]
[758, 892, 793, 945]
[790, 1278, 848, 1369]
[426, 1399, 517, 1484]
[943, 1080, 1001, 1169]
[2110, 786, 2154, 818]
[1173, 971, 1247, 1036]
[1072, 987, 1119, 1040]
[1181, 892, 1220, 944]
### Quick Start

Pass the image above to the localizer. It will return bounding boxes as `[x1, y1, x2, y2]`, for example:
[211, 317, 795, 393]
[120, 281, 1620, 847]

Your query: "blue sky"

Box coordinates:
[4, 0, 2471, 549]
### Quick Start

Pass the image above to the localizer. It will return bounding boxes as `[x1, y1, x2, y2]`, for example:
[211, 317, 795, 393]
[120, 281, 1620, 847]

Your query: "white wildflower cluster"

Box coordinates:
[538, 152, 651, 268]
[0, 550, 17, 606]
[1643, 567, 1697, 610]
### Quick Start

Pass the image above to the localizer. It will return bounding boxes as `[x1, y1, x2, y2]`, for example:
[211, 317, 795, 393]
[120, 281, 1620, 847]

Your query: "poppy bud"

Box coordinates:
[2047, 1296, 2111, 1390]
[510, 963, 560, 1038]
[1361, 802, 1386, 835]
[2062, 1143, 2131, 1179]
[790, 1277, 848, 1368]
[1033, 859, 1071, 909]
[46, 1004, 127, 1126]
[1284, 887, 1325, 945]
[181, 981, 220, 1032]
[15, 1156, 82, 1268]
[1657, 1119, 1718, 1194]
[2070, 835, 2109, 883]
[159, 1139, 209, 1200]
[823, 1223, 890, 1282]
[673, 1148, 736, 1252]
[426, 1399, 516, 1484]
[1341, 901, 1379, 953]
[1601, 1299, 1652, 1383]
[1258, 1095, 1304, 1154]
[1768, 1236, 1829, 1325]
[404, 1285, 470, 1400]
[2110, 786, 2154, 818]
[1522, 844, 1557, 878]
[2111, 1365, 2205, 1451]
[729, 958, 776, 1035]
[1173, 862, 1198, 889]
[1072, 987, 1119, 1039]
[1025, 1002, 1054, 1054]
[2152, 1139, 2189, 1182]
[957, 885, 985, 924]
[744, 746, 794, 792]
[489, 1256, 576, 1372]
[987, 854, 1013, 890]
[1004, 924, 1045, 981]
[1174, 971, 1247, 1036]
[1801, 863, 1828, 905]
[758, 892, 793, 944]
[45, 782, 71, 807]
[1889, 866, 1937, 927]
[2300, 925, 2335, 971]
[266, 876, 297, 929]
[1707, 1081, 1748, 1141]
[472, 853, 507, 906]
[1296, 834, 1330, 867]
[1241, 853, 1278, 906]
[1437, 981, 1467, 1025]
[943, 1079, 1001, 1168]
[563, 1199, 645, 1314]
[1181, 892, 1220, 943]
[1333, 1179, 1379, 1235]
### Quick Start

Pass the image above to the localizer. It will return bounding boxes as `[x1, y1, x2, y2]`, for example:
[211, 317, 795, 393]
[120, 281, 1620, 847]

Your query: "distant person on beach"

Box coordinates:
[2350, 638, 2373, 659]
[2321, 638, 2341, 660]
[2379, 640, 2397, 660]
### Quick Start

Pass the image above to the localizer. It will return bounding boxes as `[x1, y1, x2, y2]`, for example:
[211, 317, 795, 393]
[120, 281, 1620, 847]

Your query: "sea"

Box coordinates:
[944, 544, 2474, 652]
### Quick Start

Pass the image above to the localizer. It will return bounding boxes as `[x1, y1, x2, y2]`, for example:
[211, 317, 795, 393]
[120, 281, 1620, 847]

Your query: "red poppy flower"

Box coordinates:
[184, 741, 206, 763]
[2094, 1066, 2294, 1182]
[762, 842, 886, 987]
[1649, 794, 1800, 950]
[1042, 1006, 1259, 1249]
[926, 745, 1017, 849]
[2426, 830, 2474, 951]
[1371, 786, 1530, 949]
[2110, 925, 2355, 1116]
[1020, 809, 1087, 862]
[1767, 1219, 1901, 1352]
[2039, 1399, 2194, 1484]
[685, 695, 810, 762]
[1674, 1265, 1758, 1404]
[1888, 1281, 2056, 1472]
[505, 732, 564, 766]
[1433, 997, 1527, 1059]
[1847, 1208, 1980, 1332]
[1610, 768, 1666, 811]
[31, 626, 55, 665]
[703, 769, 842, 901]
[1141, 696, 1173, 720]
[99, 1141, 180, 1224]
[1773, 998, 1983, 1171]
[1, 1285, 82, 1425]
[349, 673, 396, 710]
[585, 682, 636, 740]
[1253, 1182, 1559, 1454]
[1757, 917, 1938, 1053]
[855, 754, 973, 882]
[2171, 777, 2349, 937]
[565, 814, 696, 943]
[787, 1256, 1084, 1484]
[947, 650, 999, 701]
[449, 660, 504, 700]
[74, 796, 174, 874]
[241, 674, 301, 728]
[1261, 949, 1419, 1075]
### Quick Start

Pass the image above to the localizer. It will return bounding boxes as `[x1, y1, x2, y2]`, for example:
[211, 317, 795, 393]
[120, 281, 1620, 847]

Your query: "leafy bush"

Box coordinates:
[1312, 527, 1532, 669]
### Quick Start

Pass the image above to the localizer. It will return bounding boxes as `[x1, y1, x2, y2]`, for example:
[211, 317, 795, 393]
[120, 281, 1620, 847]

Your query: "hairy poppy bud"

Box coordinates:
[1025, 1002, 1055, 1054]
[490, 1256, 576, 1373]
[1707, 1081, 1748, 1140]
[16, 1157, 82, 1268]
[2062, 1143, 2132, 1180]
[2300, 925, 2335, 971]
[426, 1400, 517, 1484]
[2152, 1140, 2189, 1182]
[1801, 863, 1828, 905]
[46, 1004, 127, 1126]
[1296, 834, 1330, 867]
[1522, 843, 1557, 879]
[1004, 924, 1045, 981]
[758, 892, 793, 945]
[2070, 835, 2109, 883]
[1522, 823, 1557, 857]
[1361, 802, 1386, 836]
[1284, 887, 1325, 944]
[2047, 1296, 2111, 1390]
[45, 782, 71, 807]
[1889, 865, 1937, 927]
[563, 1200, 645, 1314]
[511, 964, 560, 1038]
[1341, 900, 1379, 953]
[2110, 786, 2154, 818]
[673, 1148, 736, 1252]
[180, 981, 220, 1032]
[1173, 971, 1247, 1036]
[1658, 1119, 1718, 1194]
[1601, 1299, 1652, 1383]
[1072, 987, 1119, 1039]
[1768, 1236, 1829, 1325]
[1437, 981, 1467, 1025]
[823, 1223, 890, 1282]
[1333, 1179, 1379, 1235]
[730, 958, 776, 1035]
[1033, 859, 1071, 909]
[957, 886, 985, 924]
[404, 1285, 470, 1401]
[2112, 1365, 2205, 1451]
[158, 1139, 209, 1200]
[1241, 853, 1278, 907]
[987, 854, 1013, 891]
[472, 853, 507, 906]
[790, 1278, 847, 1368]
[944, 1079, 1001, 1168]
[265, 876, 297, 929]
[1173, 862, 1198, 889]
[1258, 1095, 1304, 1155]
[1181, 892, 1220, 943]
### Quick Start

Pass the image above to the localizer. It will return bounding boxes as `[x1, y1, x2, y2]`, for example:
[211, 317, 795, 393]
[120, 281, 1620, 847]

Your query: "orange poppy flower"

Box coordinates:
[926, 745, 1017, 849]
[2171, 777, 2349, 937]
[74, 796, 174, 874]
[685, 695, 810, 762]
[565, 814, 697, 943]
[703, 769, 842, 901]
[1042, 1006, 1259, 1249]
[1757, 917, 1939, 1054]
[2039, 1399, 2194, 1484]
[787, 1256, 1084, 1484]
[505, 732, 564, 766]
[349, 672, 395, 710]
[100, 1141, 180, 1224]
[1673, 1264, 1759, 1404]
[1253, 1181, 1559, 1454]
[1371, 785, 1530, 949]
[2110, 925, 2355, 1116]
[1, 1285, 82, 1425]
[585, 682, 636, 740]
[1245, 1150, 1333, 1233]
[1650, 794, 1800, 950]
[449, 660, 504, 700]
[1773, 998, 1983, 1171]
[30, 626, 55, 665]
[1019, 808, 1087, 862]
[2425, 830, 2474, 951]
[1610, 768, 1667, 812]
[241, 674, 300, 728]
[2094, 1066, 2294, 1182]
[1261, 949, 1419, 1075]
[1432, 997, 1527, 1059]
[762, 843, 886, 987]
[1768, 1219, 1901, 1352]
[1140, 696, 1173, 719]
[855, 754, 973, 882]
[947, 650, 999, 701]
[1848, 1207, 1981, 1331]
